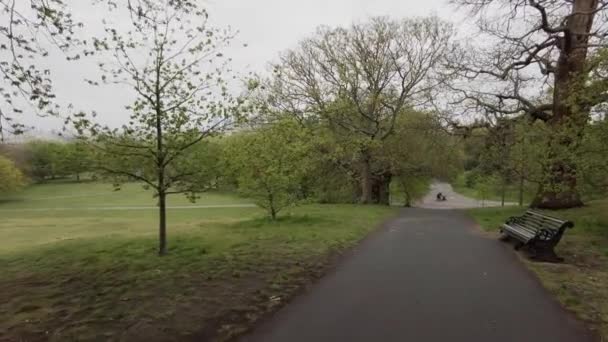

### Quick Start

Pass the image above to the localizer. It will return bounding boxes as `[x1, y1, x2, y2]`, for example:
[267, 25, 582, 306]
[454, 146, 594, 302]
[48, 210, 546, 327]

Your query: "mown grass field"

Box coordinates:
[0, 182, 397, 341]
[468, 202, 608, 339]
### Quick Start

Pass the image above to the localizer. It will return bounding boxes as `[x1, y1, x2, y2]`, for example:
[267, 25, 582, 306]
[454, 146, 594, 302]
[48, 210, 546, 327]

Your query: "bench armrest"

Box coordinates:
[505, 216, 522, 225]
[537, 228, 557, 240]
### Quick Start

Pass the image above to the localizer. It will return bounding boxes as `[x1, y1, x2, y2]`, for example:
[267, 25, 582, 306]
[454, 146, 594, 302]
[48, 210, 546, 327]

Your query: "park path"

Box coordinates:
[417, 181, 516, 209]
[242, 209, 594, 341]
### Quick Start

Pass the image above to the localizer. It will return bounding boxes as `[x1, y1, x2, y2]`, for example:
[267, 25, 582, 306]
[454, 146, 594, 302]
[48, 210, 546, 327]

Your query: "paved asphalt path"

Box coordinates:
[242, 208, 595, 342]
[417, 182, 516, 209]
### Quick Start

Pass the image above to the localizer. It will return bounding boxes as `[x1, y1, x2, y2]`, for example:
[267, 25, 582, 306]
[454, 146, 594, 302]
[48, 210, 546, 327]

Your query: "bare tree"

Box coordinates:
[263, 16, 453, 204]
[448, 0, 608, 209]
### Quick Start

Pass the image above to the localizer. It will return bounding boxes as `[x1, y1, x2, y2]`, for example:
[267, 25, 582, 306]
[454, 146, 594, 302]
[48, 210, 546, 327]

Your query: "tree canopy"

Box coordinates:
[258, 16, 454, 204]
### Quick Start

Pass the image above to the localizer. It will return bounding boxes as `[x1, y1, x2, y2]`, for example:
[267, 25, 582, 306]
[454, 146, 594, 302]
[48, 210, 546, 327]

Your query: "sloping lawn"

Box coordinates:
[468, 201, 608, 339]
[0, 182, 397, 341]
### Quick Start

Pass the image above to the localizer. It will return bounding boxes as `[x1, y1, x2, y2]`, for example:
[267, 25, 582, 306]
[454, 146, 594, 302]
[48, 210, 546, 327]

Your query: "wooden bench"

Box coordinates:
[500, 210, 574, 262]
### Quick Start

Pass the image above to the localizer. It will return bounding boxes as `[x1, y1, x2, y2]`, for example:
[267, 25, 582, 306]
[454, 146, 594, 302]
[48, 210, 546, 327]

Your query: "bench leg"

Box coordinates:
[498, 231, 510, 242]
[514, 241, 525, 251]
[529, 246, 563, 263]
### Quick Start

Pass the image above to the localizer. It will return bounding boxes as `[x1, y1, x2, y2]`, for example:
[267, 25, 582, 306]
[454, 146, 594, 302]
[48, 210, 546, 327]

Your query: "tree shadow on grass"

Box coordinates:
[232, 214, 334, 229]
[0, 198, 24, 205]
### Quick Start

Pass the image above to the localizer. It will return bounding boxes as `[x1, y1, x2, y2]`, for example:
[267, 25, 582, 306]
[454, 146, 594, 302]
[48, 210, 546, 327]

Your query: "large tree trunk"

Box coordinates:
[518, 173, 524, 207]
[373, 173, 391, 206]
[533, 0, 597, 209]
[359, 154, 373, 204]
[158, 191, 167, 256]
[358, 150, 391, 205]
[154, 54, 168, 256]
[500, 178, 506, 207]
[268, 191, 277, 220]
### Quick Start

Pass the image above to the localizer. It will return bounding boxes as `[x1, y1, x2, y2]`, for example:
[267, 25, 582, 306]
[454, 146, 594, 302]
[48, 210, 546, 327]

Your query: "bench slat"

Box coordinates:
[502, 224, 535, 243]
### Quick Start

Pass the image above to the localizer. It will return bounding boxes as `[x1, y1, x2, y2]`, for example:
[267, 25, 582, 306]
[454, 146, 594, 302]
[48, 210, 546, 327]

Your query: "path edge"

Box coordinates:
[233, 208, 404, 341]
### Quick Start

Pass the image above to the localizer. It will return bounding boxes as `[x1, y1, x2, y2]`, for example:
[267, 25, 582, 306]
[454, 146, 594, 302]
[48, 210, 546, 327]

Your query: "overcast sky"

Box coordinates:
[26, 0, 465, 136]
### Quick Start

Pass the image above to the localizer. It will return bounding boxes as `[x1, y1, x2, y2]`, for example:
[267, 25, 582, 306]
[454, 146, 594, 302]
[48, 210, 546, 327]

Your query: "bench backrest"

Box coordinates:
[520, 210, 574, 234]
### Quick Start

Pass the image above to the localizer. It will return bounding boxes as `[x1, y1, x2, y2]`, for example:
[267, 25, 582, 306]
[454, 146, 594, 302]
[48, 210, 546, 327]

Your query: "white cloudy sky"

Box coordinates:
[26, 0, 469, 136]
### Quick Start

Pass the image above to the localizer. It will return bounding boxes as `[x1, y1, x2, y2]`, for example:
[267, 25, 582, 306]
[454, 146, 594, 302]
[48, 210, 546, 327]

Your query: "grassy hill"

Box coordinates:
[0, 182, 396, 341]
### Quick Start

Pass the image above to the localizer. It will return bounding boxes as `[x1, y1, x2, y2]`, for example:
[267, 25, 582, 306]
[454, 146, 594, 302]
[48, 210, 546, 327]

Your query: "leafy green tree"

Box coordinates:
[224, 120, 313, 220]
[261, 16, 454, 204]
[508, 120, 546, 206]
[74, 1, 235, 255]
[459, 117, 547, 207]
[0, 155, 25, 194]
[573, 116, 608, 199]
[475, 175, 498, 208]
[392, 177, 431, 207]
[381, 111, 462, 205]
[474, 118, 517, 207]
[62, 141, 93, 182]
[26, 140, 65, 181]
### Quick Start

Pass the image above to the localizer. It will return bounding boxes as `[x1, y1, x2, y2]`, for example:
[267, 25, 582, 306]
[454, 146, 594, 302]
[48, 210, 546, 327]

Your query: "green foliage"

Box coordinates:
[61, 141, 93, 181]
[26, 141, 66, 181]
[296, 126, 360, 204]
[23, 140, 94, 182]
[76, 2, 234, 195]
[461, 115, 608, 205]
[0, 0, 201, 139]
[224, 120, 314, 219]
[0, 155, 26, 194]
[0, 0, 77, 138]
[392, 176, 430, 207]
[458, 118, 553, 206]
[577, 118, 608, 200]
[260, 16, 454, 204]
[380, 111, 462, 205]
[475, 175, 498, 206]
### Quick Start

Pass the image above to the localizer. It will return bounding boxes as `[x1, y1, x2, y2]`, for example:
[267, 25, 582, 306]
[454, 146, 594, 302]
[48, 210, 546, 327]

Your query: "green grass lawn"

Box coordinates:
[0, 182, 397, 341]
[0, 181, 250, 209]
[468, 201, 608, 339]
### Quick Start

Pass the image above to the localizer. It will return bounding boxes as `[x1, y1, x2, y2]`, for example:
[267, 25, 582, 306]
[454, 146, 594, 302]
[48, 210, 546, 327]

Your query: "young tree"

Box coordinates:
[508, 120, 546, 206]
[224, 119, 313, 220]
[0, 154, 25, 193]
[448, 0, 608, 209]
[62, 141, 93, 181]
[474, 118, 517, 207]
[475, 175, 498, 208]
[262, 17, 453, 204]
[75, 1, 236, 255]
